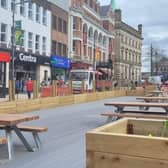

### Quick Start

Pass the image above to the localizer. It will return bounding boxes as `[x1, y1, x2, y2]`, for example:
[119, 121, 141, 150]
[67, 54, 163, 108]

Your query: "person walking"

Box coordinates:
[25, 78, 33, 99]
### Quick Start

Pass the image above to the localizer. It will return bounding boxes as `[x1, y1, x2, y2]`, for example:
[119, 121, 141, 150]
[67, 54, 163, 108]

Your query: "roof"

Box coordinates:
[99, 5, 110, 16]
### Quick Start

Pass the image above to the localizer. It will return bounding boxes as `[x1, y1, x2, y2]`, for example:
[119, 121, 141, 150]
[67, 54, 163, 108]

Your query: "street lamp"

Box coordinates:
[10, 0, 31, 100]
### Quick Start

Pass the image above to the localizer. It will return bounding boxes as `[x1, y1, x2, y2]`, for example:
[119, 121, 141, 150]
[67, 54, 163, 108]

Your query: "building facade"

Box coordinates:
[68, 0, 115, 78]
[48, 1, 70, 81]
[0, 0, 51, 95]
[114, 9, 143, 86]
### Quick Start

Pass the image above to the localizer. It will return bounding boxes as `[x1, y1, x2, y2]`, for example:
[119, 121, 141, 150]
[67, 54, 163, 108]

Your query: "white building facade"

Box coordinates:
[0, 0, 51, 96]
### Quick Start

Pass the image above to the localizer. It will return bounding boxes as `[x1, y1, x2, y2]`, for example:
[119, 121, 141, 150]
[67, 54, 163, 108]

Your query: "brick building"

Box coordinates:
[48, 1, 70, 81]
[68, 0, 115, 78]
[114, 9, 143, 86]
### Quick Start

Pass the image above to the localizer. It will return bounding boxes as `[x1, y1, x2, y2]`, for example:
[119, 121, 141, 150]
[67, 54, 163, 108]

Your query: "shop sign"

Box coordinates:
[18, 53, 37, 63]
[51, 55, 70, 69]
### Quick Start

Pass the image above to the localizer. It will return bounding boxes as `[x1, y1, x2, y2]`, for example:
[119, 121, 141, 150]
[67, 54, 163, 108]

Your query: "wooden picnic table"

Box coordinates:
[104, 101, 168, 113]
[136, 96, 168, 102]
[148, 90, 164, 96]
[0, 113, 39, 160]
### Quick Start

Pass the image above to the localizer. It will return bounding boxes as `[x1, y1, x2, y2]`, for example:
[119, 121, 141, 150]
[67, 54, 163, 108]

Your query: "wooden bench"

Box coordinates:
[18, 126, 48, 149]
[0, 137, 7, 145]
[121, 110, 166, 115]
[144, 93, 153, 97]
[136, 96, 168, 102]
[0, 125, 48, 149]
[101, 112, 168, 122]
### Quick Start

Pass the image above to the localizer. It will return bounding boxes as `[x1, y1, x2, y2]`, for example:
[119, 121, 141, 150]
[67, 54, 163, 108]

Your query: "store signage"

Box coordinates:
[50, 55, 70, 69]
[19, 53, 37, 63]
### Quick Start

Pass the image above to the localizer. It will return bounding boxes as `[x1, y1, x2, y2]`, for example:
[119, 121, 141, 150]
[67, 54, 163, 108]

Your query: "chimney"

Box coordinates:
[138, 24, 142, 34]
[115, 9, 122, 22]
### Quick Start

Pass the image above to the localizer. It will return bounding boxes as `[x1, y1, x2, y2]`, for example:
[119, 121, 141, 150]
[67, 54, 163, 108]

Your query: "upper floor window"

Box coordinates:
[0, 23, 7, 43]
[63, 20, 67, 34]
[11, 0, 17, 12]
[36, 5, 40, 23]
[73, 16, 77, 30]
[28, 32, 33, 49]
[42, 8, 47, 25]
[20, 30, 25, 47]
[63, 44, 67, 56]
[1, 0, 7, 9]
[89, 0, 93, 8]
[58, 17, 62, 32]
[42, 36, 46, 53]
[28, 2, 33, 20]
[52, 15, 57, 30]
[35, 35, 40, 52]
[20, 0, 25, 16]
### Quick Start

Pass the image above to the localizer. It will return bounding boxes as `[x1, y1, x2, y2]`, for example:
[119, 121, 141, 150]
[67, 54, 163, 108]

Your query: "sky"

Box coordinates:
[99, 0, 168, 72]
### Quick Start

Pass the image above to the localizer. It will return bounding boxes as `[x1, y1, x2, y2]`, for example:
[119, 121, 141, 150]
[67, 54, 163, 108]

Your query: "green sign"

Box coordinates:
[15, 30, 23, 45]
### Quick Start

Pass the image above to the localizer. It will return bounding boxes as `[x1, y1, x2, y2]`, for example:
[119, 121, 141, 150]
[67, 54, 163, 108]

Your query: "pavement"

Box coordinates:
[0, 96, 145, 168]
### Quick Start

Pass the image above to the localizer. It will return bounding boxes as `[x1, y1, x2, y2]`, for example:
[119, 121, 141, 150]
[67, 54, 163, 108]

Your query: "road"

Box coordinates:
[0, 96, 135, 168]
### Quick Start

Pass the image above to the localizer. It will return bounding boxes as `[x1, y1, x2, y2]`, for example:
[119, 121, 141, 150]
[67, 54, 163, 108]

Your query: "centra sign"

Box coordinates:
[19, 53, 37, 63]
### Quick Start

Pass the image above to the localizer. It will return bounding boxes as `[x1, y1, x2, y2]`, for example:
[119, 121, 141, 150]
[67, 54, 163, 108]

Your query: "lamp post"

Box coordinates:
[10, 0, 31, 100]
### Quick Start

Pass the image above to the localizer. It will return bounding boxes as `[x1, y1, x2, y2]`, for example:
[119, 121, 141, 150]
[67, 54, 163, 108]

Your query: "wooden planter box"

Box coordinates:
[86, 118, 168, 168]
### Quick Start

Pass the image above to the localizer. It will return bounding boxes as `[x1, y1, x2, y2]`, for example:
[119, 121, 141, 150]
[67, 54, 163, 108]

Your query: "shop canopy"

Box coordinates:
[0, 52, 11, 62]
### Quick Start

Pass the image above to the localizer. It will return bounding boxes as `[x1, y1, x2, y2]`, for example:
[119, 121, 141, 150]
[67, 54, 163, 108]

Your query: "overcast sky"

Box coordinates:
[100, 0, 168, 72]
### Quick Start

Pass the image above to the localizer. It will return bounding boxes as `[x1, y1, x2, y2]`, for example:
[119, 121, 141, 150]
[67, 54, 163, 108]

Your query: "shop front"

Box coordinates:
[0, 51, 10, 97]
[14, 52, 37, 81]
[37, 56, 51, 85]
[50, 55, 70, 81]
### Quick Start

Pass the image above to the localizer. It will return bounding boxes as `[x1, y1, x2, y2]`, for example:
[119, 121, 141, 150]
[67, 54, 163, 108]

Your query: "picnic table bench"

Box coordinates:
[0, 114, 48, 160]
[104, 101, 168, 113]
[136, 96, 168, 102]
[148, 90, 164, 97]
[101, 113, 168, 122]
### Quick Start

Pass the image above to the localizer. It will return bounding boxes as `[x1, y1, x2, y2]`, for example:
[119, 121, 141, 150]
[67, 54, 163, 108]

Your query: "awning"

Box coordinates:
[0, 52, 11, 62]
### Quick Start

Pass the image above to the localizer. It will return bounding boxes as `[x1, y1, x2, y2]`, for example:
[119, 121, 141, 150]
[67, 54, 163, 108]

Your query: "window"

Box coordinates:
[63, 44, 67, 56]
[57, 42, 62, 55]
[63, 20, 67, 34]
[20, 0, 25, 16]
[58, 18, 62, 32]
[11, 0, 14, 10]
[42, 37, 46, 53]
[73, 40, 76, 52]
[52, 15, 57, 30]
[73, 16, 77, 30]
[52, 40, 57, 54]
[35, 35, 40, 52]
[0, 23, 7, 43]
[36, 5, 40, 23]
[20, 30, 25, 47]
[42, 8, 47, 25]
[28, 2, 33, 20]
[28, 32, 33, 49]
[1, 0, 7, 9]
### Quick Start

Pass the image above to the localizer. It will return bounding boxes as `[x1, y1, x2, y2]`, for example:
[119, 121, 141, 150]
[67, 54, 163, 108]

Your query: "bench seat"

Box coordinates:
[0, 125, 48, 149]
[0, 137, 7, 144]
[121, 110, 166, 115]
[101, 113, 168, 120]
[17, 125, 48, 132]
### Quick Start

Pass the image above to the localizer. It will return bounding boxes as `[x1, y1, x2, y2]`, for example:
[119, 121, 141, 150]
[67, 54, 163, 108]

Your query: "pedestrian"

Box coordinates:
[25, 78, 33, 99]
[15, 80, 20, 99]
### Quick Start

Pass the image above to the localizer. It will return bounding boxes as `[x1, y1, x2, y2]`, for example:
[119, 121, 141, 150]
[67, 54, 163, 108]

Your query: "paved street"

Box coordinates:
[0, 96, 138, 168]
